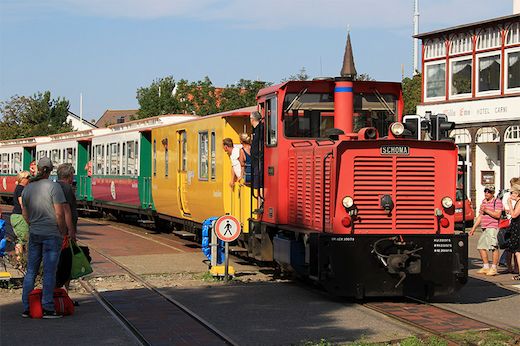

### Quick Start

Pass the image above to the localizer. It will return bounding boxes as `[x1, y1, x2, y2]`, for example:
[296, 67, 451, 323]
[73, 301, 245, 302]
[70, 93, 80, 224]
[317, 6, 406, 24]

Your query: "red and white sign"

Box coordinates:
[215, 215, 241, 242]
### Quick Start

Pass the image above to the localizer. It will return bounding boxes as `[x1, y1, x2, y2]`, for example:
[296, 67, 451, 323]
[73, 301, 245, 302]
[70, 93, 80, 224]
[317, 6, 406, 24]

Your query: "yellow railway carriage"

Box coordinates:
[151, 106, 256, 234]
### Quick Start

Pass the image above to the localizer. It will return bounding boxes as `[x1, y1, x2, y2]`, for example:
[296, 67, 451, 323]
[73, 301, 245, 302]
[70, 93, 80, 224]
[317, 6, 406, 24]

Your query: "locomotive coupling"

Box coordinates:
[372, 236, 423, 288]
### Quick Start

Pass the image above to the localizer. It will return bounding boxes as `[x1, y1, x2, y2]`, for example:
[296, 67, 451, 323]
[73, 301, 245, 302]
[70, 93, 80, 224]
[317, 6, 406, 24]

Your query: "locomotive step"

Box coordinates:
[172, 230, 196, 238]
[137, 220, 155, 225]
[229, 246, 248, 253]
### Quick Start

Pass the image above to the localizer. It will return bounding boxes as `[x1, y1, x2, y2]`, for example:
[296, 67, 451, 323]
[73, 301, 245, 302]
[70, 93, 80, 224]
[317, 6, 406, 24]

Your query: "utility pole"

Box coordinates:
[413, 0, 420, 75]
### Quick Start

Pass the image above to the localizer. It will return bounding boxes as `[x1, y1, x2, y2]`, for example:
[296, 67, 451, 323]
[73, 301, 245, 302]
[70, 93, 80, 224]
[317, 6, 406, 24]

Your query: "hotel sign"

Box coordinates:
[416, 96, 520, 124]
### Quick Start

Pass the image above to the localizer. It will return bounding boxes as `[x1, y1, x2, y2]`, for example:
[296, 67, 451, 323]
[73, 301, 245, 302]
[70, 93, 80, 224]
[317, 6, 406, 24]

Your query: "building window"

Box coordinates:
[505, 125, 520, 142]
[116, 116, 125, 124]
[198, 131, 209, 180]
[424, 38, 446, 59]
[476, 127, 500, 143]
[450, 129, 471, 144]
[506, 22, 520, 45]
[477, 27, 501, 50]
[425, 62, 446, 99]
[477, 54, 501, 93]
[450, 33, 472, 55]
[451, 58, 472, 96]
[506, 50, 520, 91]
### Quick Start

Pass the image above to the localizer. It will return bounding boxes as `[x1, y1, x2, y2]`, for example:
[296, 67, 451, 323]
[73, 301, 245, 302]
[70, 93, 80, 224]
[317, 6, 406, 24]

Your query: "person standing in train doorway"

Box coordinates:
[250, 111, 264, 212]
[469, 185, 503, 276]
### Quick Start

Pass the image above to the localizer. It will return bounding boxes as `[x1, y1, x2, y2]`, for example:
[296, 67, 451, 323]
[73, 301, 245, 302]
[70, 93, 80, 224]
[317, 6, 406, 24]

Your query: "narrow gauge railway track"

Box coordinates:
[80, 242, 238, 346]
[363, 297, 520, 345]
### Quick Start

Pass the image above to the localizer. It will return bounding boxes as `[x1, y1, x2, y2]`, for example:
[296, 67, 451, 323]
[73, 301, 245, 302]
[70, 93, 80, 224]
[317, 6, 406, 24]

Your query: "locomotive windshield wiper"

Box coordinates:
[373, 88, 395, 115]
[284, 88, 308, 113]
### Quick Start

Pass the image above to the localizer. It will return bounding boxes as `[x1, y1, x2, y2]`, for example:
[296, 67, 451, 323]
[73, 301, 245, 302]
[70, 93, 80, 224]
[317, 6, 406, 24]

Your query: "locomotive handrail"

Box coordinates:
[290, 141, 313, 148]
[315, 139, 336, 146]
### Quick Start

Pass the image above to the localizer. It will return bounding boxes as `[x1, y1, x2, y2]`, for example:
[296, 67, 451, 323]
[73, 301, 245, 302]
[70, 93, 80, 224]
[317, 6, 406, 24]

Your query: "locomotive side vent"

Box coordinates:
[288, 152, 314, 227]
[353, 156, 435, 232]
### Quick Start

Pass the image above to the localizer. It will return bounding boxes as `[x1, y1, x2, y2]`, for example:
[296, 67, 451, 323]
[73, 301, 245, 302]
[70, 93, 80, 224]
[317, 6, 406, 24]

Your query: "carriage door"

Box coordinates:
[177, 130, 191, 216]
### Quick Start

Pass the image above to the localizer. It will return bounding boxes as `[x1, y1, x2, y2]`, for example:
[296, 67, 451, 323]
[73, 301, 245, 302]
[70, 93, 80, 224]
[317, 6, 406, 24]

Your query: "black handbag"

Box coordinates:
[497, 227, 511, 250]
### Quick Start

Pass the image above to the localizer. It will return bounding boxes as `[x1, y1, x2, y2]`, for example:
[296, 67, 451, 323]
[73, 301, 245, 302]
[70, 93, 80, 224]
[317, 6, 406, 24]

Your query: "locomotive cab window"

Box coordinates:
[283, 92, 334, 138]
[265, 97, 278, 146]
[353, 93, 397, 134]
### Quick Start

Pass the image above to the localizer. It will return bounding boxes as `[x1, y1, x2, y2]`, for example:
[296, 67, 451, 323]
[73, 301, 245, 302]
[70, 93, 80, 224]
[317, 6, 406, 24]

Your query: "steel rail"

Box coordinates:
[83, 241, 238, 346]
[79, 279, 151, 346]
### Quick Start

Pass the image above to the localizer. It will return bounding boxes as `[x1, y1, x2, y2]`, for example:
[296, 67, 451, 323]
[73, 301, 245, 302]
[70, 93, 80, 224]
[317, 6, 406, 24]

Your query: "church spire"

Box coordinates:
[340, 32, 357, 80]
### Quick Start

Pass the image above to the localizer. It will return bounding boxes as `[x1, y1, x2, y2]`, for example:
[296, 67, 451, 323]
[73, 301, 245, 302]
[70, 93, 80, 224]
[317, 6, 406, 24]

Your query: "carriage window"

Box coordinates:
[180, 131, 187, 172]
[353, 93, 398, 135]
[164, 138, 169, 177]
[65, 148, 74, 164]
[1, 154, 6, 174]
[122, 142, 127, 175]
[210, 131, 216, 180]
[283, 92, 335, 138]
[10, 153, 13, 174]
[266, 97, 277, 146]
[127, 141, 136, 176]
[153, 139, 157, 177]
[110, 143, 120, 175]
[94, 145, 104, 175]
[1, 154, 8, 174]
[13, 152, 22, 173]
[134, 141, 139, 175]
[198, 131, 209, 180]
[51, 149, 60, 168]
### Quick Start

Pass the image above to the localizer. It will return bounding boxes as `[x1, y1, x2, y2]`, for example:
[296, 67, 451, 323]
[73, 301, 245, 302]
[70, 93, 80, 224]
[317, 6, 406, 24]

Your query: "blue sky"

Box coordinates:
[0, 0, 515, 122]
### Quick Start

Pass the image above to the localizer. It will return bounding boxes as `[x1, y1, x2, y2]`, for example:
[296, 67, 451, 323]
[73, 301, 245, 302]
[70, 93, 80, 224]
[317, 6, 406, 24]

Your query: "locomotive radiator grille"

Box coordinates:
[288, 153, 314, 227]
[353, 156, 436, 232]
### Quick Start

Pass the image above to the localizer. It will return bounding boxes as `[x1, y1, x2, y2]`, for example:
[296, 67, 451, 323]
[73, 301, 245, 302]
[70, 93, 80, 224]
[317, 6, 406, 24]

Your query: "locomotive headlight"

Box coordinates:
[441, 196, 453, 209]
[390, 122, 405, 136]
[342, 196, 354, 209]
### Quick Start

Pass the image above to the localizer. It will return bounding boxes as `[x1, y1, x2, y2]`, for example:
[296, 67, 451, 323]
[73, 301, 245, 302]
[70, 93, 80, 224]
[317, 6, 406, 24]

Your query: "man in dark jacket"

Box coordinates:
[250, 111, 264, 190]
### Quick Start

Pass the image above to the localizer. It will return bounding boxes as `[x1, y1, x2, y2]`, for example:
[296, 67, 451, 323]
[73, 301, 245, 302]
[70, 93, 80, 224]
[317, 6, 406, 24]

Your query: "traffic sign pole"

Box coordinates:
[224, 242, 229, 281]
[214, 215, 241, 281]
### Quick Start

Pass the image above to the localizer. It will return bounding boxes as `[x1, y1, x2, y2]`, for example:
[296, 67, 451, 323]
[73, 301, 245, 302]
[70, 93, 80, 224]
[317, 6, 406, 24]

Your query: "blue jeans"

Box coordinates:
[22, 234, 62, 311]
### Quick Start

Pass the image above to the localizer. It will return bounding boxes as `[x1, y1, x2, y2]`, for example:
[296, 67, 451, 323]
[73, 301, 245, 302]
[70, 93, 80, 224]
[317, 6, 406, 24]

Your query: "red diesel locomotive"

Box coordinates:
[246, 43, 467, 299]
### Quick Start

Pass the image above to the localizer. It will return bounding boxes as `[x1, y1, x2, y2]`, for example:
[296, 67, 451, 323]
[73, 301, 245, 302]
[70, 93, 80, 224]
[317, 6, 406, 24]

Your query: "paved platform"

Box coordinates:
[1, 215, 519, 345]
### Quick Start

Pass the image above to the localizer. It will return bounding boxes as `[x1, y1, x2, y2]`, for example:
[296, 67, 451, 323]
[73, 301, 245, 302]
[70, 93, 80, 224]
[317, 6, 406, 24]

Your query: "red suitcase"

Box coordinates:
[29, 288, 74, 318]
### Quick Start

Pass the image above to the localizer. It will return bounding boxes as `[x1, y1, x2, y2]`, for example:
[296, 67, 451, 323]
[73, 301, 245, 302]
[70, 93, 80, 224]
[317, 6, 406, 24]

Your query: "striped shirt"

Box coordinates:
[480, 197, 503, 229]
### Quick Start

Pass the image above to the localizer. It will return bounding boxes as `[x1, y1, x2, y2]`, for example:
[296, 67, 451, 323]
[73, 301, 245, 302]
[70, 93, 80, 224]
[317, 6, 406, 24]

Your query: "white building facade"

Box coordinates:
[416, 14, 520, 206]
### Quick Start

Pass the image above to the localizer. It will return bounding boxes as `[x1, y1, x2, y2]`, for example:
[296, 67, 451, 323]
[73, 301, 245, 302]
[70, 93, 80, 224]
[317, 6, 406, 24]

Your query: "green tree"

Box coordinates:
[282, 67, 309, 82]
[219, 79, 270, 112]
[355, 73, 375, 81]
[402, 73, 422, 115]
[0, 91, 72, 140]
[136, 76, 181, 118]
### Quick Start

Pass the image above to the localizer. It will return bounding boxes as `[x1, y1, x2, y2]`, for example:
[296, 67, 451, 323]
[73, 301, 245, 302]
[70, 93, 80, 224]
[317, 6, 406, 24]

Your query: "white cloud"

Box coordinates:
[3, 0, 514, 30]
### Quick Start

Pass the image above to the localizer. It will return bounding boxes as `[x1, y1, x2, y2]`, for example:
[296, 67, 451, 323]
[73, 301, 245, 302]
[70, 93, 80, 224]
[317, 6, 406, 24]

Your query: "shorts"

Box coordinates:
[477, 227, 498, 251]
[10, 214, 29, 245]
